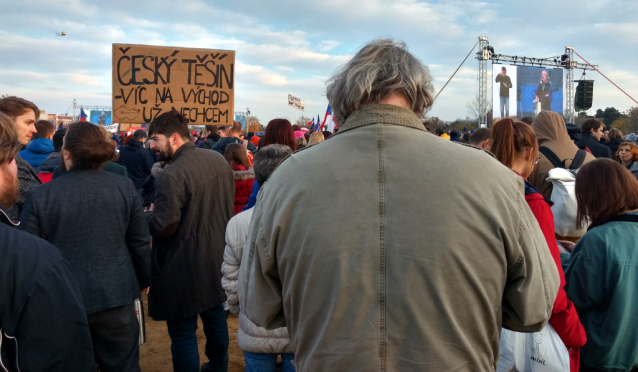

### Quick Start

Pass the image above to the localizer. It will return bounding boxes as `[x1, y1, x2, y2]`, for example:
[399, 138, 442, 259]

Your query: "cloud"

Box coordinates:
[317, 40, 340, 52]
[1, 0, 636, 123]
[236, 63, 288, 86]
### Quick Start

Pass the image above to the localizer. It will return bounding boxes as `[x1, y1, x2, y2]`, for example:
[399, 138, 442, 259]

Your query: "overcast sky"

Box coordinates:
[1, 0, 637, 124]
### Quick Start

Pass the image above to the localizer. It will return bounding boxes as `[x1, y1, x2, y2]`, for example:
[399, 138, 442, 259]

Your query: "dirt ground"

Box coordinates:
[138, 294, 245, 372]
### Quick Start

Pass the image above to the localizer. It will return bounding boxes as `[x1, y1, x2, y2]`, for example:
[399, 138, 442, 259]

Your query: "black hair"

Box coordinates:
[52, 128, 66, 152]
[148, 110, 190, 139]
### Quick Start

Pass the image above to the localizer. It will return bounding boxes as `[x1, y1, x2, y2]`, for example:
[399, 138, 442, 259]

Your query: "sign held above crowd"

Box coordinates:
[288, 94, 305, 111]
[112, 44, 235, 125]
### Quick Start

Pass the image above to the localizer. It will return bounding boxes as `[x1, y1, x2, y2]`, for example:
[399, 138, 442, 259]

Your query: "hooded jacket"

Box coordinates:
[231, 165, 255, 215]
[529, 111, 596, 200]
[18, 138, 55, 172]
[0, 203, 95, 371]
[117, 139, 155, 189]
[221, 207, 293, 354]
[239, 104, 559, 372]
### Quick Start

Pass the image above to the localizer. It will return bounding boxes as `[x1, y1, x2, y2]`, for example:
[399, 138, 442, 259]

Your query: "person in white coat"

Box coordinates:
[221, 144, 294, 372]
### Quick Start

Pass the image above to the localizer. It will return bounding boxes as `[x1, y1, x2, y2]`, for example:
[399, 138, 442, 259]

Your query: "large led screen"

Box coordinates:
[90, 110, 112, 125]
[492, 64, 563, 120]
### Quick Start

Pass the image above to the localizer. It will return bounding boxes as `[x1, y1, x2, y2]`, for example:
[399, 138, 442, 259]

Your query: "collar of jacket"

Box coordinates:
[172, 141, 196, 162]
[126, 139, 144, 148]
[0, 203, 19, 227]
[338, 104, 426, 133]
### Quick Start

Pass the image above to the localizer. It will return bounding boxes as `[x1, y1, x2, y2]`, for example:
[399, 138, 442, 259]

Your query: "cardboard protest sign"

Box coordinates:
[112, 44, 235, 125]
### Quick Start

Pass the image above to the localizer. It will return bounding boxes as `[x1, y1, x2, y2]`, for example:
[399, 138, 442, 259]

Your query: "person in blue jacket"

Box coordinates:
[564, 158, 638, 372]
[18, 120, 55, 172]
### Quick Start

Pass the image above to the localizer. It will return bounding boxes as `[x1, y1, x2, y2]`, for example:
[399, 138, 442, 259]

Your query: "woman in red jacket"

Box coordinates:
[224, 143, 255, 214]
[492, 118, 587, 372]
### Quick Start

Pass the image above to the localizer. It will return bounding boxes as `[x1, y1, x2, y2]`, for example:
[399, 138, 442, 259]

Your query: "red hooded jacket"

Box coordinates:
[232, 165, 255, 215]
[523, 176, 586, 372]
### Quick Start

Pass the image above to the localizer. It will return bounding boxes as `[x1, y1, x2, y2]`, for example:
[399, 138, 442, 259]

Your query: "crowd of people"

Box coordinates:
[0, 38, 637, 372]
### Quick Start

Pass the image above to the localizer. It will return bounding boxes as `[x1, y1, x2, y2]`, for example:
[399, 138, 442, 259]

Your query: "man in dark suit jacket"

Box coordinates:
[577, 118, 612, 159]
[19, 122, 151, 372]
[146, 111, 235, 372]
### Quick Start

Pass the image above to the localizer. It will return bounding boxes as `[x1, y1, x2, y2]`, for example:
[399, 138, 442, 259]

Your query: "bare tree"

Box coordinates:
[295, 115, 311, 129]
[627, 106, 638, 134]
[423, 117, 446, 132]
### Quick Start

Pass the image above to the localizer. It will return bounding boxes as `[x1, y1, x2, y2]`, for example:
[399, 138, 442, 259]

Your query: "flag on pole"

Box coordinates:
[319, 104, 333, 131]
[79, 106, 87, 121]
[307, 117, 315, 128]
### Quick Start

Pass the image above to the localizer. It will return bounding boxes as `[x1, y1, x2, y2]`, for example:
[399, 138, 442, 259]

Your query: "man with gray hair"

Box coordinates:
[239, 39, 558, 371]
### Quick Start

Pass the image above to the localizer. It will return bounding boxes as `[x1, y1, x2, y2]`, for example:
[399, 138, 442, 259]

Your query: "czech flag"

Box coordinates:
[319, 105, 334, 132]
[308, 117, 315, 128]
[79, 106, 87, 121]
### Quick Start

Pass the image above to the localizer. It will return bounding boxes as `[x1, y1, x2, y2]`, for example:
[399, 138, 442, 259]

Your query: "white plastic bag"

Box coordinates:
[546, 168, 588, 237]
[497, 324, 569, 372]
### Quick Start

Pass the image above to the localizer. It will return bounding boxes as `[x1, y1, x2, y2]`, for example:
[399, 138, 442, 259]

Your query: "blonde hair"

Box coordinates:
[307, 131, 325, 146]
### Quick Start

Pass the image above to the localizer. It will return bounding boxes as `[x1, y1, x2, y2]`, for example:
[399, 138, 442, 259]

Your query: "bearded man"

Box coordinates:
[0, 112, 94, 371]
[146, 110, 235, 372]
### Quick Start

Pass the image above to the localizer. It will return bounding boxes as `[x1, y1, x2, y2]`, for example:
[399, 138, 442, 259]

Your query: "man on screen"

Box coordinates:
[536, 70, 552, 111]
[495, 66, 512, 118]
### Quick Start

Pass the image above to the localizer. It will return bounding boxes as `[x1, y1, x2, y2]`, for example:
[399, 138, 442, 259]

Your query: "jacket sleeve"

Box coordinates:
[527, 198, 587, 347]
[221, 217, 244, 316]
[564, 235, 606, 313]
[238, 195, 286, 330]
[242, 182, 260, 212]
[16, 259, 95, 371]
[502, 192, 560, 332]
[147, 172, 185, 238]
[126, 183, 152, 289]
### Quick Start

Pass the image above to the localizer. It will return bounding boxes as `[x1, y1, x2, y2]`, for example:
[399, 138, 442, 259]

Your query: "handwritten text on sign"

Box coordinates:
[112, 44, 235, 125]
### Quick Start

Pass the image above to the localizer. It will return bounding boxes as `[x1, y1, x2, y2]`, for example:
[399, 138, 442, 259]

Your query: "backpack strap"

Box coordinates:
[539, 146, 564, 168]
[569, 149, 587, 170]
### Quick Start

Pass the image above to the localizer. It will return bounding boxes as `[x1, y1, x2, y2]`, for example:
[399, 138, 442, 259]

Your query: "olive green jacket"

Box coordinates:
[239, 104, 559, 372]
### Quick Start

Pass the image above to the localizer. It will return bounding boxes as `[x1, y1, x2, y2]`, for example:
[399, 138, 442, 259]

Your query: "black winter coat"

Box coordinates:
[197, 134, 220, 150]
[577, 134, 612, 159]
[19, 170, 151, 315]
[0, 204, 95, 371]
[146, 142, 235, 320]
[117, 139, 155, 189]
[606, 138, 624, 158]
